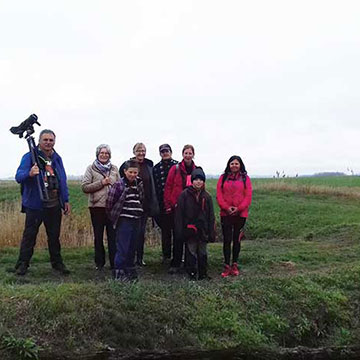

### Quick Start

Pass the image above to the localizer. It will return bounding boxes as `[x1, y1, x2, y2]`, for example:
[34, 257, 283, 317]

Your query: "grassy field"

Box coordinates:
[2, 176, 360, 247]
[0, 176, 360, 358]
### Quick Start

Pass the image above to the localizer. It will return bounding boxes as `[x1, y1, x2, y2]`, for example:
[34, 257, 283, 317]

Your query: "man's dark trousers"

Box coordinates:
[171, 232, 185, 268]
[157, 213, 174, 260]
[16, 205, 63, 267]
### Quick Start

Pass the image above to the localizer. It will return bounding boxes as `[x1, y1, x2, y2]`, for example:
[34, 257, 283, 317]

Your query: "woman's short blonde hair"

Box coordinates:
[96, 144, 111, 158]
[133, 142, 146, 154]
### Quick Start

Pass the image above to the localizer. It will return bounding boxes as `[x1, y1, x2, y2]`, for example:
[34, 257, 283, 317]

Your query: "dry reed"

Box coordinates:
[0, 201, 161, 249]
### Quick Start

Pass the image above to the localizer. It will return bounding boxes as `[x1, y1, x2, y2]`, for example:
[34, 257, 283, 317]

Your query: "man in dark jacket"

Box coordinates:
[175, 167, 215, 280]
[153, 144, 178, 264]
[14, 129, 71, 276]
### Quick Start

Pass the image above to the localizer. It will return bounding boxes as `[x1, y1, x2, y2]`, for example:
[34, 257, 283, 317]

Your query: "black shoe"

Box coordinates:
[127, 271, 138, 282]
[95, 265, 104, 271]
[168, 266, 180, 275]
[136, 260, 146, 267]
[53, 263, 70, 275]
[161, 257, 171, 265]
[189, 272, 197, 281]
[199, 274, 212, 281]
[114, 269, 130, 282]
[16, 262, 28, 276]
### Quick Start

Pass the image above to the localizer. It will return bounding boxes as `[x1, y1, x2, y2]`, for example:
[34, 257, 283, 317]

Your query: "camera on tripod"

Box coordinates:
[10, 114, 41, 138]
[10, 114, 48, 201]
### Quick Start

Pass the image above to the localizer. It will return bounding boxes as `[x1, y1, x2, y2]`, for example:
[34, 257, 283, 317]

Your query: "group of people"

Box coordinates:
[14, 129, 253, 281]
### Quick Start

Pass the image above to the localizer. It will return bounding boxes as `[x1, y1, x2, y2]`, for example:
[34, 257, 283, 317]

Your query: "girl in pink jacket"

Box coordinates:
[216, 155, 252, 277]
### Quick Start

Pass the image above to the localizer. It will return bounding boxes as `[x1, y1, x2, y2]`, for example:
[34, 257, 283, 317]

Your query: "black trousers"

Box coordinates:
[17, 205, 63, 267]
[185, 237, 207, 277]
[89, 207, 116, 269]
[221, 216, 246, 265]
[156, 213, 174, 259]
[171, 231, 184, 268]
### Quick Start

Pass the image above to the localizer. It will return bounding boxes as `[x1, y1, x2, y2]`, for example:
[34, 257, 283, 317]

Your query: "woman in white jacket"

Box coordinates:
[82, 144, 120, 270]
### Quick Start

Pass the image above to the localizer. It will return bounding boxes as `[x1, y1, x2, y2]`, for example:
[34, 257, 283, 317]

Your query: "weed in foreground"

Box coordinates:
[1, 333, 41, 360]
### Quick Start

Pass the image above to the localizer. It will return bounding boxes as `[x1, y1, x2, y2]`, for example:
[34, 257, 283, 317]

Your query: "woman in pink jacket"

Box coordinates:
[216, 155, 252, 278]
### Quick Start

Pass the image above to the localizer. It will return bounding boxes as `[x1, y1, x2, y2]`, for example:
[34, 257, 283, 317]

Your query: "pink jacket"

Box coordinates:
[164, 160, 196, 211]
[216, 173, 252, 218]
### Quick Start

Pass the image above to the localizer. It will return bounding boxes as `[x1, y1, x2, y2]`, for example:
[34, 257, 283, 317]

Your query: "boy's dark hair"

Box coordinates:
[123, 159, 140, 170]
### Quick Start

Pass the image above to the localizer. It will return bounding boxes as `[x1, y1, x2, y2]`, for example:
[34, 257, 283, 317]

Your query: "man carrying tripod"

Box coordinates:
[14, 129, 71, 276]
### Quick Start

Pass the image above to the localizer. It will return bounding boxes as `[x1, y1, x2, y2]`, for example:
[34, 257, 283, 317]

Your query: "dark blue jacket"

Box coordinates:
[15, 151, 69, 210]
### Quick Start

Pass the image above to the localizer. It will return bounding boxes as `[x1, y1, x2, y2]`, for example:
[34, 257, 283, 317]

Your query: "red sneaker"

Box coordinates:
[231, 262, 240, 276]
[221, 264, 232, 278]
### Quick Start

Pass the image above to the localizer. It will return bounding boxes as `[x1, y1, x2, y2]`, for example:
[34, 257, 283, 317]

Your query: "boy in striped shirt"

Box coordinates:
[106, 160, 144, 281]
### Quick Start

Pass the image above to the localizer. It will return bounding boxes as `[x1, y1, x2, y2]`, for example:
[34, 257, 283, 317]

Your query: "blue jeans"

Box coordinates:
[115, 217, 140, 274]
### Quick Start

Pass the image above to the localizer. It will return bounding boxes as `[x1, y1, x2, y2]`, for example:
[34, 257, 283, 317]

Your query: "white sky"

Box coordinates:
[1, 0, 360, 178]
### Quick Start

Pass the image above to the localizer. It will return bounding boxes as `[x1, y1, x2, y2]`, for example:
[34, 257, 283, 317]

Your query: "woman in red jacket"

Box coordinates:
[216, 155, 252, 277]
[164, 144, 196, 272]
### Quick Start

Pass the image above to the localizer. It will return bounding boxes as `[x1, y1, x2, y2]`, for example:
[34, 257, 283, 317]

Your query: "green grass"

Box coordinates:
[253, 175, 360, 188]
[1, 176, 360, 357]
[2, 177, 360, 241]
[0, 236, 359, 355]
[247, 190, 360, 239]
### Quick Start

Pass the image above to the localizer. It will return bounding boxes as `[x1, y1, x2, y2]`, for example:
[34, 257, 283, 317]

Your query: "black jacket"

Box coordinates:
[153, 158, 178, 212]
[175, 186, 215, 242]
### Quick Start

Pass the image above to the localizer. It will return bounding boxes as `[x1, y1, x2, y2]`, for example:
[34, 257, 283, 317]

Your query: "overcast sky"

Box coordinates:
[1, 0, 359, 178]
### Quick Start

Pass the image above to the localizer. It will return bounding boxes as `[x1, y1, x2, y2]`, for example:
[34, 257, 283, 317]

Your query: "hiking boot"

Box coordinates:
[95, 262, 104, 270]
[114, 269, 130, 282]
[161, 257, 171, 265]
[16, 262, 28, 276]
[52, 263, 70, 275]
[168, 266, 180, 275]
[221, 264, 232, 278]
[127, 272, 138, 282]
[188, 272, 197, 281]
[198, 274, 212, 281]
[231, 262, 240, 276]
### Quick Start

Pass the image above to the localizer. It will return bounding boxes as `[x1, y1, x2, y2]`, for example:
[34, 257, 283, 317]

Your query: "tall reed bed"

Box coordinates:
[2, 177, 358, 249]
[0, 199, 161, 249]
[0, 200, 93, 248]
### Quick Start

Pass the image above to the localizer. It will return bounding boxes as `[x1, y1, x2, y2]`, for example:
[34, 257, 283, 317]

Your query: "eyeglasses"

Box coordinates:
[99, 152, 110, 155]
[160, 149, 170, 153]
[135, 150, 146, 153]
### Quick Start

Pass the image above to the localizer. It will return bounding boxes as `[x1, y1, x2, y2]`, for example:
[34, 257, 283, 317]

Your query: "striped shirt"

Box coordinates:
[120, 183, 143, 219]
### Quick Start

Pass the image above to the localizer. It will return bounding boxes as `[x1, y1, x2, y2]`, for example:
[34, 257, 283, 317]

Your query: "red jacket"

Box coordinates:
[216, 173, 252, 218]
[164, 160, 196, 211]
